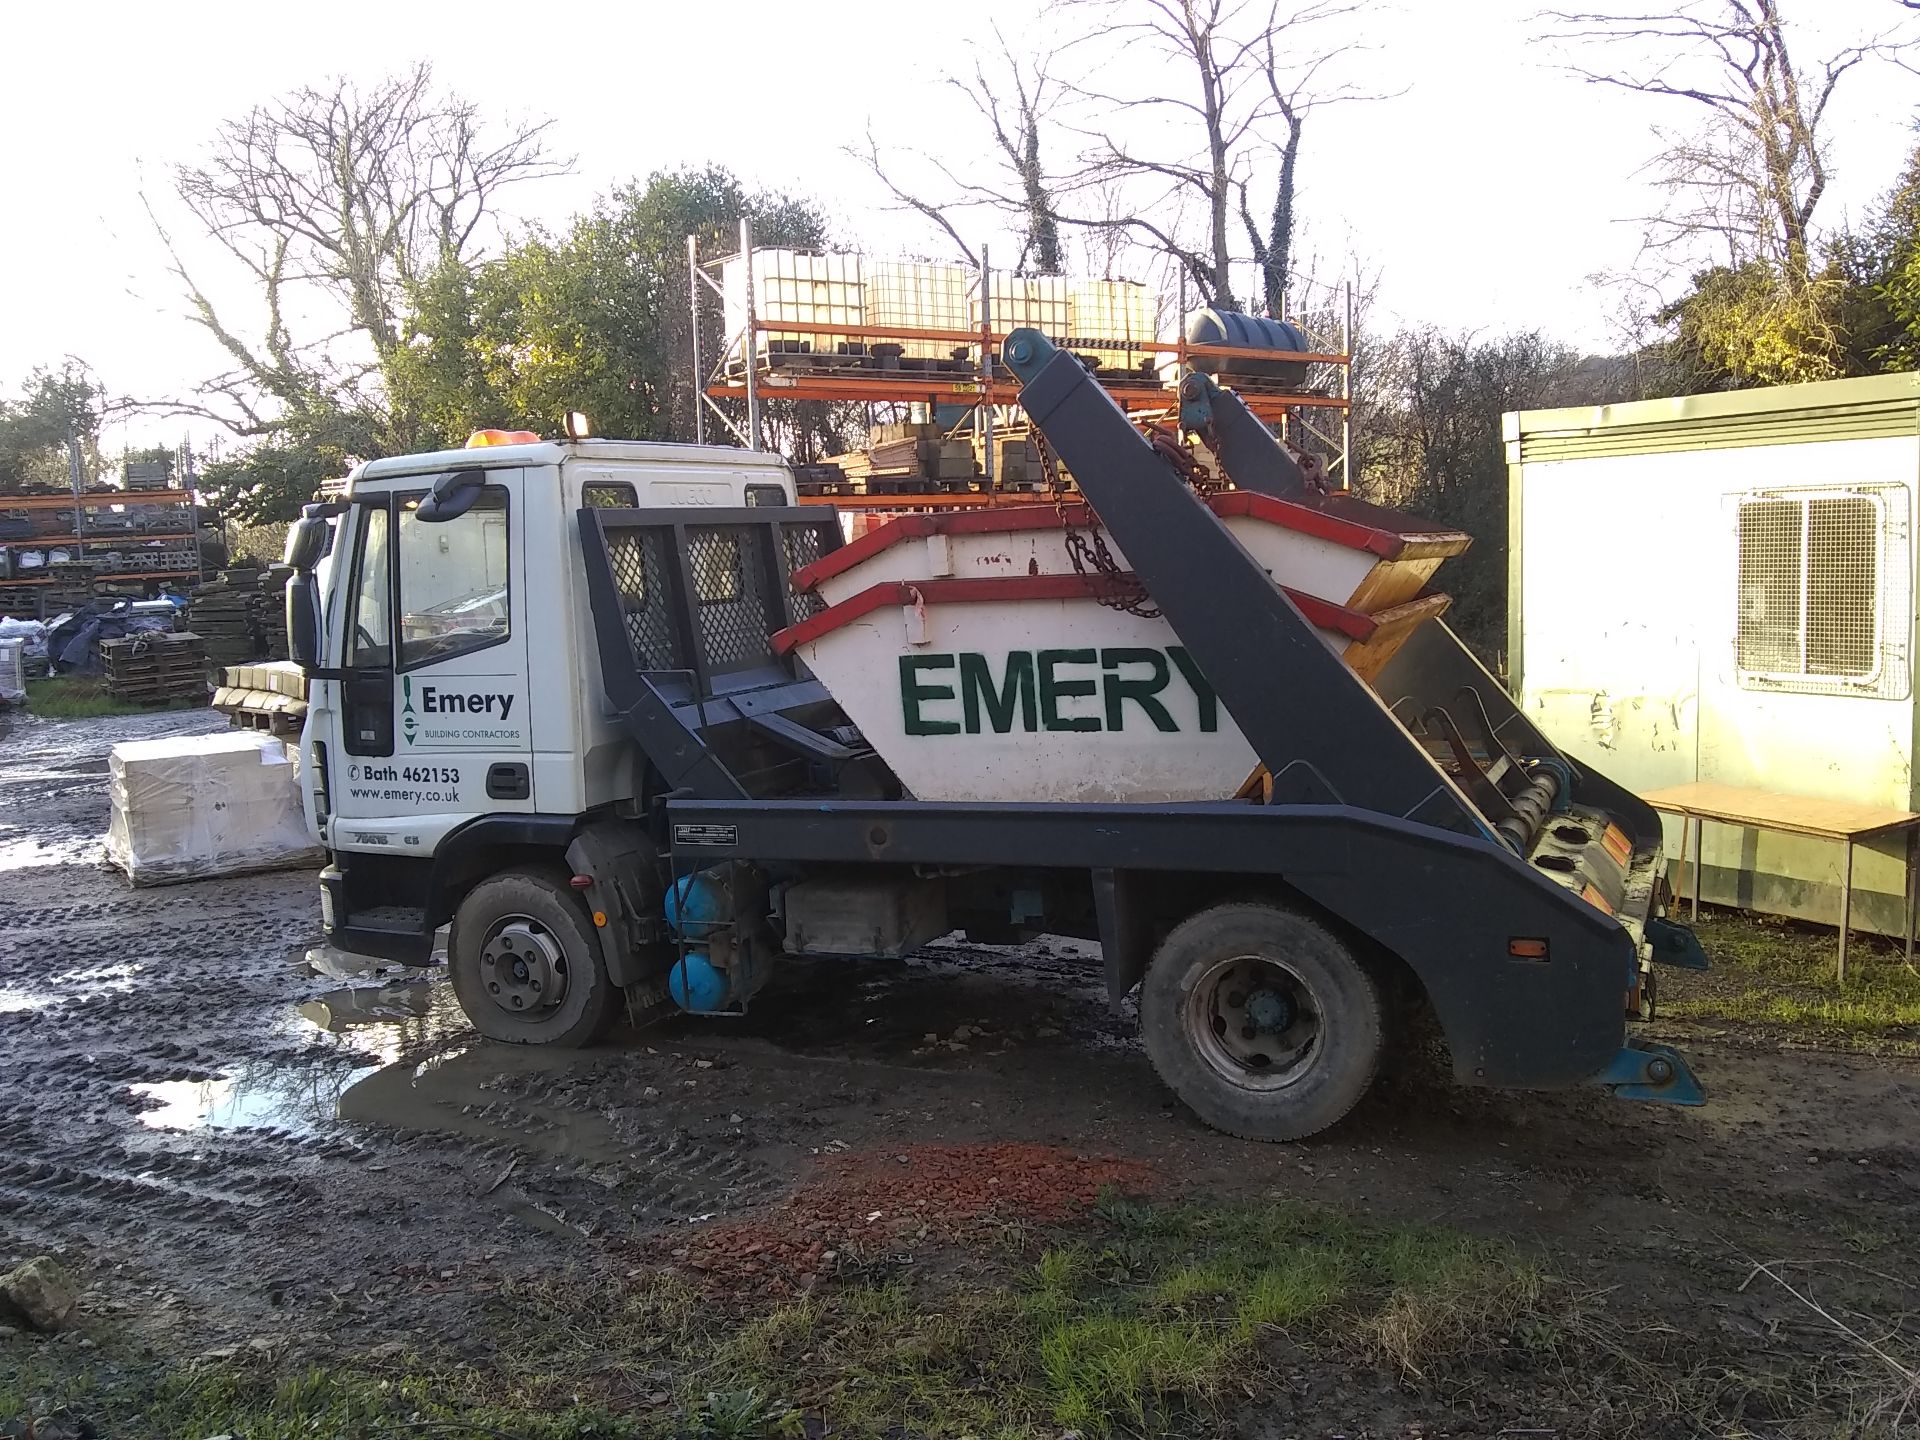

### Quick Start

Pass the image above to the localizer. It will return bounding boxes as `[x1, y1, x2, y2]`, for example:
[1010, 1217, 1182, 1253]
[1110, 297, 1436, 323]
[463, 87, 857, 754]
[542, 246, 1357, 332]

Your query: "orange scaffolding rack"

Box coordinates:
[687, 221, 1354, 510]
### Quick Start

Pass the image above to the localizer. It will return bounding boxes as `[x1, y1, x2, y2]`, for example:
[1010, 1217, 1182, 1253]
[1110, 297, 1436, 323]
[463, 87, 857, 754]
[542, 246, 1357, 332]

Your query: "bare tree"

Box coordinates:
[951, 32, 1066, 274]
[148, 63, 567, 441]
[849, 129, 981, 267]
[1542, 1, 1917, 284]
[849, 28, 1065, 273]
[1055, 0, 1377, 313]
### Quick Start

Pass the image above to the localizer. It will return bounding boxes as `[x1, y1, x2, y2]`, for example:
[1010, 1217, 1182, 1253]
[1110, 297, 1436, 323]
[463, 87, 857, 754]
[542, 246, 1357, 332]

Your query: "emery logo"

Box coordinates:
[401, 675, 517, 746]
[420, 685, 515, 719]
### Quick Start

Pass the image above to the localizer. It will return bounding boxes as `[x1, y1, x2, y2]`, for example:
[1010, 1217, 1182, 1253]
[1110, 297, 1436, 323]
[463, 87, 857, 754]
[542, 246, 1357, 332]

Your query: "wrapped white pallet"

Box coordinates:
[104, 731, 322, 886]
[0, 638, 24, 704]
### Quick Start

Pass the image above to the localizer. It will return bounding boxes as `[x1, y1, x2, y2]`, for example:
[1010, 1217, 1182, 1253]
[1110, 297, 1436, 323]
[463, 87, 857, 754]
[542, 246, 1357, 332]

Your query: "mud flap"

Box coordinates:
[566, 822, 669, 989]
[1093, 867, 1154, 1013]
[1595, 1041, 1705, 1106]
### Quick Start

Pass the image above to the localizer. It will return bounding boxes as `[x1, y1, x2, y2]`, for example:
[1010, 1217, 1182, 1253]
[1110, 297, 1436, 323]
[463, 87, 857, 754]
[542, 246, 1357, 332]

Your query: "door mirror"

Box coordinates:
[416, 468, 487, 524]
[286, 516, 325, 571]
[284, 502, 343, 571]
[287, 572, 321, 669]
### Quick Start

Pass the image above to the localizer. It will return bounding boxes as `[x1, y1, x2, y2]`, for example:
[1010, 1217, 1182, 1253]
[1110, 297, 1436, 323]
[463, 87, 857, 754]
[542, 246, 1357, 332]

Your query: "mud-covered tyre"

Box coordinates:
[448, 869, 616, 1047]
[1139, 902, 1382, 1142]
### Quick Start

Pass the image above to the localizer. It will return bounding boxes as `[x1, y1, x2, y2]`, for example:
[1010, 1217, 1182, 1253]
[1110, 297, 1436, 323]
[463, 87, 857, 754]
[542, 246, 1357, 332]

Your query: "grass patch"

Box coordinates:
[1663, 908, 1920, 1047]
[3, 1198, 1542, 1440]
[634, 1195, 1530, 1437]
[1040, 1314, 1233, 1431]
[23, 676, 203, 718]
[0, 1354, 643, 1440]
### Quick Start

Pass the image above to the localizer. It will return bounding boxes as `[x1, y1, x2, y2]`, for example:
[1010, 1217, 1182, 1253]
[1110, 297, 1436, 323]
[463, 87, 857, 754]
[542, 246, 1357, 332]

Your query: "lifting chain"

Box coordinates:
[1033, 424, 1163, 620]
[1145, 420, 1221, 493]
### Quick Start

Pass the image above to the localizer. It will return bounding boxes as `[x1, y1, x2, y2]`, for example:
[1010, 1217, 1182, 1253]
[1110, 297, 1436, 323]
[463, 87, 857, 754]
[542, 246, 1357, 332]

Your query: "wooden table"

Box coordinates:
[1640, 781, 1920, 980]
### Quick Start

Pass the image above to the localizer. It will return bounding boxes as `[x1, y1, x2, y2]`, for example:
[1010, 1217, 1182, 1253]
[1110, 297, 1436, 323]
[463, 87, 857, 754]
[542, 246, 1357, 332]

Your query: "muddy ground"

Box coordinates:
[4, 707, 1920, 1436]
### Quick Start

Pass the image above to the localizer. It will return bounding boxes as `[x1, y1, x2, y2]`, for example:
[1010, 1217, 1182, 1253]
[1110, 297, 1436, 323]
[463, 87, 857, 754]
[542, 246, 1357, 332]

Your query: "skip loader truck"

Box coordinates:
[283, 329, 1708, 1141]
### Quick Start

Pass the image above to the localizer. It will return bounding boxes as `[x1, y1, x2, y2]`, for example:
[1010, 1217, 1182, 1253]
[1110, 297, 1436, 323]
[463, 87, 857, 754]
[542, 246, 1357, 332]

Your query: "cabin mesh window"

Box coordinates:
[605, 530, 683, 671]
[1734, 485, 1910, 699]
[782, 524, 828, 619]
[688, 526, 776, 671]
[689, 532, 743, 604]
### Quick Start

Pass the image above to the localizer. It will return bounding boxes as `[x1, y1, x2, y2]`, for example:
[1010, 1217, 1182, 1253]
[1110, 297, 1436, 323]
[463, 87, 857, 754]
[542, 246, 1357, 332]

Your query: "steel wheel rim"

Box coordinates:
[1185, 952, 1321, 1092]
[477, 915, 569, 1018]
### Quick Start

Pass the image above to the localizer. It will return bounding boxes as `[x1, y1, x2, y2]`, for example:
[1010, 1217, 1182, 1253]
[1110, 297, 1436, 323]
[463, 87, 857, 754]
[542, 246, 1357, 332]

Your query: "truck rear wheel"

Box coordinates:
[448, 870, 616, 1047]
[1139, 902, 1382, 1142]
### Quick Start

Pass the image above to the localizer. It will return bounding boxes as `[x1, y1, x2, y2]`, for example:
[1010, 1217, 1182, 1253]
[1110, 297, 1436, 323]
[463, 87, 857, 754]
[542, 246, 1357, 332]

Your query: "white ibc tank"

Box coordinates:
[723, 249, 865, 359]
[865, 260, 972, 359]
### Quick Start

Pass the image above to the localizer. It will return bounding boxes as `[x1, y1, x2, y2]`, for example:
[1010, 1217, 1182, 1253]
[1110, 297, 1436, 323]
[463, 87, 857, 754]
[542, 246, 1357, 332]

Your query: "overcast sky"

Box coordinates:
[4, 0, 1915, 457]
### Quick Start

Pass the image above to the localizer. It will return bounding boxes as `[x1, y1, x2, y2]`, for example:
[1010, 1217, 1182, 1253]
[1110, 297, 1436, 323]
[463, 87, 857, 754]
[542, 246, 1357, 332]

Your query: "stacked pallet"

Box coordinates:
[213, 659, 307, 735]
[849, 424, 982, 491]
[991, 437, 1045, 489]
[42, 562, 99, 615]
[187, 568, 266, 667]
[791, 462, 852, 497]
[874, 438, 975, 481]
[102, 631, 208, 705]
[91, 544, 199, 574]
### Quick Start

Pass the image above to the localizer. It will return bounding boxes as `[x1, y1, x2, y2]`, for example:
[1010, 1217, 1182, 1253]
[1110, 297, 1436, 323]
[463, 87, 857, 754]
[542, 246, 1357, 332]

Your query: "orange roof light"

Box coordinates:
[466, 428, 541, 448]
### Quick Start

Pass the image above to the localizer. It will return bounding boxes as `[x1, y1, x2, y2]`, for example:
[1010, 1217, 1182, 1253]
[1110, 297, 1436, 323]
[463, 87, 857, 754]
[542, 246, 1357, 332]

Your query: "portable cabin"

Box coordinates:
[1506, 372, 1920, 935]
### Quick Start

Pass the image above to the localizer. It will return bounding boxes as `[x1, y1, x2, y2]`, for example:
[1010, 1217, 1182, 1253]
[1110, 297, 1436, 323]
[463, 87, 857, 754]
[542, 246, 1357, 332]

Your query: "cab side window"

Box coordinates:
[345, 505, 391, 667]
[397, 487, 511, 670]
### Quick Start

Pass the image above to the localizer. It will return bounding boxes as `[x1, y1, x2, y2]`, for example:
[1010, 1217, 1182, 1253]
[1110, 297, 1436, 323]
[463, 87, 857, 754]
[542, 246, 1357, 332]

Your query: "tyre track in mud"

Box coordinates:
[0, 710, 809, 1343]
[9, 704, 1920, 1383]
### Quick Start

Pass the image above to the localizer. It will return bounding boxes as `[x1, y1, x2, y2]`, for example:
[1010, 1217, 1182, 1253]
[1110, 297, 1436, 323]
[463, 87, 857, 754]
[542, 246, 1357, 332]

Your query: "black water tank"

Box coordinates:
[1183, 309, 1313, 385]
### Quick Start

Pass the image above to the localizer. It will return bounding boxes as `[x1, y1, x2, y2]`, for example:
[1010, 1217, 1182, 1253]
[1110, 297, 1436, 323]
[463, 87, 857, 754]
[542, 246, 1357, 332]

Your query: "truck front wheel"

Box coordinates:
[448, 870, 616, 1047]
[1139, 902, 1382, 1141]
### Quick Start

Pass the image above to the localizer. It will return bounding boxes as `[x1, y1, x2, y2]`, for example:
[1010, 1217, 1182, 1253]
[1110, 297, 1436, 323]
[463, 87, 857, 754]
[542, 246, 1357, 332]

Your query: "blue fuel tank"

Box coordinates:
[1183, 309, 1313, 386]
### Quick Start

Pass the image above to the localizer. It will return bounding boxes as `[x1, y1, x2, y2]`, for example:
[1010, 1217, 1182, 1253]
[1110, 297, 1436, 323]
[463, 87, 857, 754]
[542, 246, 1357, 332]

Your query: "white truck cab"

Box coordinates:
[287, 435, 796, 937]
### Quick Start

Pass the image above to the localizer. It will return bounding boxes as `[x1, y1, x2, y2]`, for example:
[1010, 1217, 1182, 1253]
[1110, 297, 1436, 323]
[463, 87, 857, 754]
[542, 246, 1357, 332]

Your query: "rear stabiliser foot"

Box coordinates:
[1645, 916, 1711, 971]
[1595, 1041, 1705, 1107]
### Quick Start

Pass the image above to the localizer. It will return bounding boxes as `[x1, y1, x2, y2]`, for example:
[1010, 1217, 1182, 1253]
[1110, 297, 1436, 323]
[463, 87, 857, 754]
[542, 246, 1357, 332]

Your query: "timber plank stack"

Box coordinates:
[102, 631, 209, 705]
[257, 566, 292, 661]
[42, 562, 100, 615]
[817, 423, 985, 495]
[187, 568, 267, 668]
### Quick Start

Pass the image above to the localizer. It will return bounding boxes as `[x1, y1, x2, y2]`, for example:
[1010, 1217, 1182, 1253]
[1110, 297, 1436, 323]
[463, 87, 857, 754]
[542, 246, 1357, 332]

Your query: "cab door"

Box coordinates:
[329, 474, 534, 850]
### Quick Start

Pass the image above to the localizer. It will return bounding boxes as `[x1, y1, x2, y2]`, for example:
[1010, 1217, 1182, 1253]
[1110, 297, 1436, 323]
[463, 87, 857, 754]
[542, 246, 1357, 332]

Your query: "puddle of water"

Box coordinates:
[132, 1061, 383, 1134]
[126, 976, 468, 1136]
[297, 981, 436, 1033]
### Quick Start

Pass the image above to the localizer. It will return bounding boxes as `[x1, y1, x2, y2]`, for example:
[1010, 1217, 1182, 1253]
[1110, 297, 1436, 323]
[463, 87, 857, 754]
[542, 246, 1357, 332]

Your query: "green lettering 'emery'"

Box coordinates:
[1038, 648, 1100, 732]
[1166, 646, 1220, 732]
[1100, 648, 1178, 732]
[960, 651, 1038, 734]
[899, 654, 961, 735]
